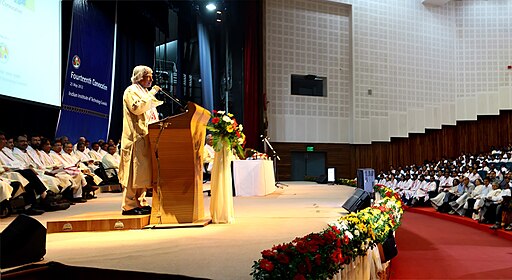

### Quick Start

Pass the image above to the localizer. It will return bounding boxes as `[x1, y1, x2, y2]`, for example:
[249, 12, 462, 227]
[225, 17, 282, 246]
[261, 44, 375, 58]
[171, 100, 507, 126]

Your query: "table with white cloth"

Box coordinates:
[233, 160, 276, 196]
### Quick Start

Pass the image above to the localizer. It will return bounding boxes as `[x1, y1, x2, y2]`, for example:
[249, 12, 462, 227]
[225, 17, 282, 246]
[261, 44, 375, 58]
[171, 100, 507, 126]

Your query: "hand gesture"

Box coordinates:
[152, 85, 161, 94]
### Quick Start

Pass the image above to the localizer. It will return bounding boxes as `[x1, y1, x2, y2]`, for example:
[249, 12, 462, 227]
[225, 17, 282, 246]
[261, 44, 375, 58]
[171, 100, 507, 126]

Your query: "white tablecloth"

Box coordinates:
[233, 160, 276, 196]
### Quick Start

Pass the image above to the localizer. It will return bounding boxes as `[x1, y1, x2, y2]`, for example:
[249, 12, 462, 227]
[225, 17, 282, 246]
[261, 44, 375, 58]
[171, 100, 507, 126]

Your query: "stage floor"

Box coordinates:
[0, 182, 354, 280]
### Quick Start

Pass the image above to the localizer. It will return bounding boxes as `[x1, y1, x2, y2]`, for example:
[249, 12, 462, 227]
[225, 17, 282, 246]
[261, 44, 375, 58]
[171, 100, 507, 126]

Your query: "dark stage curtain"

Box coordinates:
[242, 1, 262, 150]
[108, 2, 156, 142]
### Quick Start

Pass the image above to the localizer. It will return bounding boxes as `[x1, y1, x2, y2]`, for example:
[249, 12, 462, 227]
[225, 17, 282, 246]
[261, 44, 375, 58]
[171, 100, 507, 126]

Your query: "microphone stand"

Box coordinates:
[262, 136, 288, 188]
[158, 88, 188, 113]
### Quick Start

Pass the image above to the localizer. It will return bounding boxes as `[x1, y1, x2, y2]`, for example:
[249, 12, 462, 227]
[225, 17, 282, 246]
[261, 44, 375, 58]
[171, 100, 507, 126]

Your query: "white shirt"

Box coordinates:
[102, 153, 120, 178]
[88, 149, 103, 162]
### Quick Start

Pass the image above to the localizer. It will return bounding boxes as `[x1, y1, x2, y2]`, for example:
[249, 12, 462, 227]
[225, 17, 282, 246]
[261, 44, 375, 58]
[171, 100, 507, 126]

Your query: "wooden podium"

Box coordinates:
[147, 102, 211, 225]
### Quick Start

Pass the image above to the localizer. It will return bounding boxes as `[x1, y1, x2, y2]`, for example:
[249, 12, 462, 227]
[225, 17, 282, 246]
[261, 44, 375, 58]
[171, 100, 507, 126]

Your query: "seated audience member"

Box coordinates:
[411, 175, 430, 206]
[203, 134, 215, 178]
[449, 177, 475, 215]
[84, 140, 91, 153]
[73, 136, 86, 152]
[473, 177, 493, 219]
[431, 178, 460, 213]
[478, 182, 502, 224]
[463, 178, 483, 218]
[50, 140, 88, 203]
[489, 170, 500, 185]
[12, 135, 63, 194]
[88, 142, 103, 162]
[0, 132, 64, 215]
[499, 173, 510, 190]
[101, 144, 120, 179]
[63, 142, 101, 198]
[100, 142, 109, 157]
[74, 142, 99, 172]
[0, 176, 15, 217]
[490, 182, 511, 230]
[37, 138, 80, 194]
[468, 168, 482, 184]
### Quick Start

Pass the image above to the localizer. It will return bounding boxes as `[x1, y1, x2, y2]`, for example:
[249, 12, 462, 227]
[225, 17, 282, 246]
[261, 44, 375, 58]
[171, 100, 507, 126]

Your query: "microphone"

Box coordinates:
[157, 86, 187, 112]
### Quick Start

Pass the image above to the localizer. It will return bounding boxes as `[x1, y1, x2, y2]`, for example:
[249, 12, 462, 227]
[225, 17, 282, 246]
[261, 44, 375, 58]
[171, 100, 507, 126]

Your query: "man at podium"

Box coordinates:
[118, 65, 163, 215]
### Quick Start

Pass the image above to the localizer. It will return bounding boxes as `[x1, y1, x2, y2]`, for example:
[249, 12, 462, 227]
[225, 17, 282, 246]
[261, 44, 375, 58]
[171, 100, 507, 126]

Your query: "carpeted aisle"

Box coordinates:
[391, 212, 512, 279]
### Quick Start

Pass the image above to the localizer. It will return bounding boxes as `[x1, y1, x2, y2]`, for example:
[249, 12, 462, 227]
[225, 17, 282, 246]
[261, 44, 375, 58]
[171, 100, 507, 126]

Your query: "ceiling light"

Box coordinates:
[206, 3, 217, 11]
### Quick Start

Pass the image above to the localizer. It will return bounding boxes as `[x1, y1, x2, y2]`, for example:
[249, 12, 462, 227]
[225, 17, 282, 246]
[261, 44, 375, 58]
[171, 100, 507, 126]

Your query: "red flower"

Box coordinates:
[276, 253, 290, 264]
[331, 249, 344, 263]
[259, 259, 274, 272]
[293, 274, 306, 280]
[385, 191, 392, 197]
[343, 235, 350, 245]
[296, 240, 309, 254]
[211, 117, 220, 124]
[213, 110, 217, 114]
[262, 249, 275, 258]
[314, 254, 322, 265]
[331, 225, 341, 234]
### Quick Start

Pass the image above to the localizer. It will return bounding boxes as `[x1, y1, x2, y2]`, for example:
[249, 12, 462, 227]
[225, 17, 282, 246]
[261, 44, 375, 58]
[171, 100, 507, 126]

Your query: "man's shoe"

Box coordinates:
[45, 201, 71, 212]
[85, 193, 97, 200]
[24, 207, 45, 216]
[140, 206, 151, 212]
[83, 185, 99, 192]
[71, 197, 87, 203]
[122, 208, 147, 215]
[505, 225, 512, 231]
[490, 224, 501, 230]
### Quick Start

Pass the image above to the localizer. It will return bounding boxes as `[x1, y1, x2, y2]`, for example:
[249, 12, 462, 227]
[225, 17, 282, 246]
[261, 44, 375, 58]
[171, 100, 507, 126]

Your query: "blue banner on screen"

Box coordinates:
[56, 1, 115, 143]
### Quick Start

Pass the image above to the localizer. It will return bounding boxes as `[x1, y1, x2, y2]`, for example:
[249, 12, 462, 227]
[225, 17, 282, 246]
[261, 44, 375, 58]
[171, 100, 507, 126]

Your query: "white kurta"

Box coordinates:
[88, 149, 103, 162]
[50, 150, 85, 198]
[119, 83, 162, 189]
[12, 147, 61, 193]
[203, 144, 215, 172]
[102, 153, 120, 178]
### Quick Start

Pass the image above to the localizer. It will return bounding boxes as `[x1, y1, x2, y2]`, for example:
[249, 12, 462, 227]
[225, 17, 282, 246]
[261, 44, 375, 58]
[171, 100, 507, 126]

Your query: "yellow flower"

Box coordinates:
[226, 125, 233, 132]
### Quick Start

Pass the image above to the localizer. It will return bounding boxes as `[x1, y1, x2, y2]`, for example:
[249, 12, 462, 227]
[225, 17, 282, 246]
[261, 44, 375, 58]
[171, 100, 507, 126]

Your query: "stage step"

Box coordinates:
[98, 184, 122, 193]
[46, 211, 150, 233]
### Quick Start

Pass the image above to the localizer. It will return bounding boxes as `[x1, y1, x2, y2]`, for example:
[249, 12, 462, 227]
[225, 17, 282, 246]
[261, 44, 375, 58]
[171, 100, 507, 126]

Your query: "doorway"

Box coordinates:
[291, 152, 326, 181]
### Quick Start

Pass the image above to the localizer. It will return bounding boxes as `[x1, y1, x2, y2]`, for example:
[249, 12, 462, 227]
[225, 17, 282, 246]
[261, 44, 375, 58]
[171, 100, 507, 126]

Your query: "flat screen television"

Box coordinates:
[291, 74, 327, 97]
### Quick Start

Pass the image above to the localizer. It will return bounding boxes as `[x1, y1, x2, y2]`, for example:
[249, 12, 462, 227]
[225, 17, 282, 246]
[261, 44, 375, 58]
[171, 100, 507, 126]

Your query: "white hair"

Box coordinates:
[130, 65, 153, 84]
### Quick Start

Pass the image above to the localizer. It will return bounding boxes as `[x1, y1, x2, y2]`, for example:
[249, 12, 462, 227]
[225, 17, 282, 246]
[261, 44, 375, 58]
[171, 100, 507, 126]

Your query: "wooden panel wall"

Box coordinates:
[272, 110, 512, 180]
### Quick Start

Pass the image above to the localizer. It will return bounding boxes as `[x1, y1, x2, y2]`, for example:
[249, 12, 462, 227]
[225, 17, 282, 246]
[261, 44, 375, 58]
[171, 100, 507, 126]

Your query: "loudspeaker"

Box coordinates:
[342, 189, 371, 213]
[316, 174, 327, 184]
[1, 214, 47, 269]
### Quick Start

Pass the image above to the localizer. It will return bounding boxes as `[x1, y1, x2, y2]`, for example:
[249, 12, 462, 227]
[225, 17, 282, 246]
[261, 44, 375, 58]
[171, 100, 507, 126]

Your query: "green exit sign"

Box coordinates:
[306, 146, 314, 152]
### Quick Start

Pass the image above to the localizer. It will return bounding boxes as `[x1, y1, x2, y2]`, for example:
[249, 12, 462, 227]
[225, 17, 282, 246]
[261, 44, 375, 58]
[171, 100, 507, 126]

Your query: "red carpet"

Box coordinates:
[390, 212, 512, 279]
[407, 206, 512, 242]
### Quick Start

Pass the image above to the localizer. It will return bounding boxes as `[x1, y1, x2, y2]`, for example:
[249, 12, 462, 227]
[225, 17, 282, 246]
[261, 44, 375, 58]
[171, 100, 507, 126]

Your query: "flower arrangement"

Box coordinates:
[207, 110, 246, 157]
[337, 178, 357, 187]
[251, 184, 403, 280]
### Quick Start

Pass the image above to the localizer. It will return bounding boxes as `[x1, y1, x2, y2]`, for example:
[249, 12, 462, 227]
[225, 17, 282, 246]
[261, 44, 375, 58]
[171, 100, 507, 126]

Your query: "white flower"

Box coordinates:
[330, 220, 348, 231]
[217, 110, 225, 115]
[345, 231, 353, 240]
[222, 115, 231, 122]
[354, 230, 359, 236]
[238, 124, 243, 131]
[238, 137, 244, 144]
